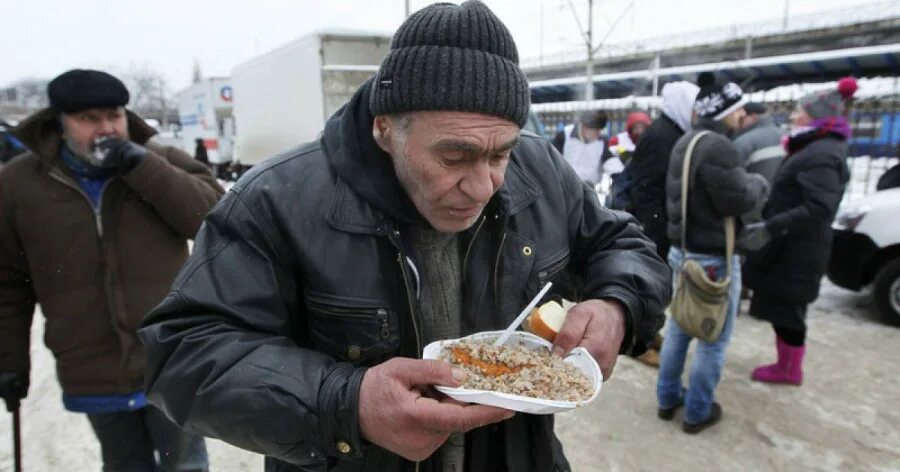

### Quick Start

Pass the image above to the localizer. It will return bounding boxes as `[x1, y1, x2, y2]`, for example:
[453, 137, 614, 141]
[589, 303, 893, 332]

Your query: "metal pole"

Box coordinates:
[782, 0, 790, 30]
[585, 0, 594, 103]
[651, 55, 660, 98]
[405, 0, 411, 18]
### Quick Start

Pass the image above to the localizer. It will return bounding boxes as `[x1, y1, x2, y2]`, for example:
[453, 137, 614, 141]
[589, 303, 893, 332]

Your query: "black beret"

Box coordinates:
[743, 102, 767, 115]
[47, 69, 129, 113]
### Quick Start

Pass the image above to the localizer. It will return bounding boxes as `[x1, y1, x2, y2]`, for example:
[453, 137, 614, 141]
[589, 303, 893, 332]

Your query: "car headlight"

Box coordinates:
[833, 205, 870, 231]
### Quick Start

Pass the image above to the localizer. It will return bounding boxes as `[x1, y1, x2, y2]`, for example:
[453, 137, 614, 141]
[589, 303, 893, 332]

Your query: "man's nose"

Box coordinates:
[97, 119, 116, 135]
[459, 160, 495, 203]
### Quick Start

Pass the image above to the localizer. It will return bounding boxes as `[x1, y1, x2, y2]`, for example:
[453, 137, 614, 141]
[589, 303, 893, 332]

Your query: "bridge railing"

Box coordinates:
[521, 0, 900, 70]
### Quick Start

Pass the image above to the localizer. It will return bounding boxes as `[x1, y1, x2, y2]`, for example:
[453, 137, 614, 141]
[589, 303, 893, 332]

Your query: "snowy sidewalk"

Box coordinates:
[2, 281, 898, 471]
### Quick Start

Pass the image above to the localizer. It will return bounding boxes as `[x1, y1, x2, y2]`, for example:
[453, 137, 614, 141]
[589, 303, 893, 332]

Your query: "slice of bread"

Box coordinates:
[527, 300, 568, 342]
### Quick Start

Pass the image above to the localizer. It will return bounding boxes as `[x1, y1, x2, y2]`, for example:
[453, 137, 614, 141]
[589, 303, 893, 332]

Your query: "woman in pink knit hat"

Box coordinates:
[740, 77, 858, 385]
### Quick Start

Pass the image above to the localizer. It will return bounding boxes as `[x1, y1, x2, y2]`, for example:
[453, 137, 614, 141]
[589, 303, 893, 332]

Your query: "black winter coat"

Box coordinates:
[138, 81, 671, 472]
[630, 114, 684, 258]
[744, 136, 850, 304]
[666, 119, 768, 254]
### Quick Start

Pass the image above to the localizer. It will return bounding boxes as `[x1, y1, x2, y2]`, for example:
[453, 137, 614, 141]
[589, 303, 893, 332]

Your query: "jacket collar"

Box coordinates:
[13, 107, 157, 169]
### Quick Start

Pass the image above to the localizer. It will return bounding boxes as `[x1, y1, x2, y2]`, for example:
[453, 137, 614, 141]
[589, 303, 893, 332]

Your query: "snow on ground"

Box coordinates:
[2, 280, 898, 471]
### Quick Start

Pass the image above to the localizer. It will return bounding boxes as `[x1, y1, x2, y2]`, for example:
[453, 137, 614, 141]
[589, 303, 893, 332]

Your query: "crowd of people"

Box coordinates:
[0, 1, 862, 471]
[556, 71, 858, 432]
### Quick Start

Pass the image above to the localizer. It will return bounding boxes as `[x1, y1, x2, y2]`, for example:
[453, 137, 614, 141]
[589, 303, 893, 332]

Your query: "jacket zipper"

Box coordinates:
[48, 169, 125, 386]
[461, 215, 487, 283]
[48, 170, 113, 238]
[384, 227, 422, 472]
[493, 232, 507, 303]
[397, 253, 422, 356]
[377, 308, 390, 339]
[386, 229, 422, 356]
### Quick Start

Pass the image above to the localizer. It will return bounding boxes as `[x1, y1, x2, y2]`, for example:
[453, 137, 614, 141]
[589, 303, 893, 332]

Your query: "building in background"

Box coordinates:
[175, 77, 235, 168]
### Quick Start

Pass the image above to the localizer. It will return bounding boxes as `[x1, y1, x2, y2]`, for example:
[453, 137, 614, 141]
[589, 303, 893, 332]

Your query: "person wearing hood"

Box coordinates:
[630, 81, 700, 260]
[741, 78, 857, 386]
[656, 72, 768, 434]
[604, 111, 651, 211]
[0, 69, 222, 471]
[138, 2, 671, 471]
[625, 83, 699, 367]
[552, 109, 613, 186]
[608, 111, 652, 166]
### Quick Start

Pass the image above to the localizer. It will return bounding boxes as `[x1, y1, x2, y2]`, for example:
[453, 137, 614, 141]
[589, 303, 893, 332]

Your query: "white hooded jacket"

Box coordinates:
[661, 81, 700, 132]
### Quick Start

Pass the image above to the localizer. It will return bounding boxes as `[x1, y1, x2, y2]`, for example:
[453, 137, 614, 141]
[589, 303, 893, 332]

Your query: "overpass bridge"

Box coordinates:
[526, 1, 900, 103]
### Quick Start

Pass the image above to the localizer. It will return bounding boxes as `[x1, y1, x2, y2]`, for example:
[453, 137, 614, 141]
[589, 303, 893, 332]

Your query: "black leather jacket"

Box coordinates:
[139, 81, 670, 472]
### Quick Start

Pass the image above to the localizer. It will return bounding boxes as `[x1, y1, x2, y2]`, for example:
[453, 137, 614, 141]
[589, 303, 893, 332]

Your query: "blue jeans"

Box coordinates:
[87, 406, 208, 472]
[656, 247, 741, 424]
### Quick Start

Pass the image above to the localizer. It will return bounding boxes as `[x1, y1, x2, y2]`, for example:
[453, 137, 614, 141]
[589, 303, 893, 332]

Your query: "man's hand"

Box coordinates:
[93, 136, 147, 171]
[552, 299, 626, 380]
[358, 358, 514, 461]
[0, 372, 28, 412]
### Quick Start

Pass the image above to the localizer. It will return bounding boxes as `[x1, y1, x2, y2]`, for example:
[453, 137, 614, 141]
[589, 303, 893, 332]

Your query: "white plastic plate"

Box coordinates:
[421, 330, 603, 415]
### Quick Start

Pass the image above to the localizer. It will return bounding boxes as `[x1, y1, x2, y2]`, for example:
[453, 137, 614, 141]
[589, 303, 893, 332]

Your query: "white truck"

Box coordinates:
[231, 30, 391, 168]
[175, 77, 235, 167]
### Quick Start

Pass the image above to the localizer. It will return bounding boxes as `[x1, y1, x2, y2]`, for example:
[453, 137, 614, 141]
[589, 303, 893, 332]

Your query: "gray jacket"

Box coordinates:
[734, 116, 785, 184]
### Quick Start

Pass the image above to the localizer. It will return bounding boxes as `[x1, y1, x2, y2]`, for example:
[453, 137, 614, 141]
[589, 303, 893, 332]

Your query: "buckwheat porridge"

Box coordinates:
[441, 339, 593, 402]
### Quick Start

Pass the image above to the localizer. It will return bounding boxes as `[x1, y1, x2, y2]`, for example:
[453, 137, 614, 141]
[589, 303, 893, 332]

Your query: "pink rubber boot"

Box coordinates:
[751, 336, 804, 385]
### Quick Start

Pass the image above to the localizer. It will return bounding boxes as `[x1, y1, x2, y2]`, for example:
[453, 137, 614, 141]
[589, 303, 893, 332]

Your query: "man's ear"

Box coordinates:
[372, 115, 394, 154]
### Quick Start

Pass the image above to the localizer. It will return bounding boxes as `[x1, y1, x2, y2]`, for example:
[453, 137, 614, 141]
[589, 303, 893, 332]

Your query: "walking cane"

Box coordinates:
[12, 404, 22, 472]
[2, 373, 25, 472]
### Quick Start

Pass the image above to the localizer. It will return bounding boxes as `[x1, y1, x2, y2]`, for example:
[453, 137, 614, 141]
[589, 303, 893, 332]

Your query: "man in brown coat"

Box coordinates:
[0, 69, 223, 471]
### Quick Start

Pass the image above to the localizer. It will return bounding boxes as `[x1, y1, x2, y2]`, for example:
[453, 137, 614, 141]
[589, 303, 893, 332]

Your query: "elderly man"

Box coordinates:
[139, 3, 670, 471]
[0, 69, 222, 471]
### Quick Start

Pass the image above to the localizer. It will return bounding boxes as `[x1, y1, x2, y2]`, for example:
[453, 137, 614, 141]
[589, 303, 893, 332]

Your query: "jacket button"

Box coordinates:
[347, 345, 361, 360]
[336, 440, 352, 454]
[522, 246, 533, 256]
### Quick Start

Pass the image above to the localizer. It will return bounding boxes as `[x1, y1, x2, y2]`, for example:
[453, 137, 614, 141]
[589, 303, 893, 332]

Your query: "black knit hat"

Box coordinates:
[47, 69, 130, 113]
[369, 1, 530, 128]
[693, 72, 748, 121]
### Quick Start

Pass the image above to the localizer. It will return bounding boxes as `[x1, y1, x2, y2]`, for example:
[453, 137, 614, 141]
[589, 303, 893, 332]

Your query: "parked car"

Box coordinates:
[828, 188, 900, 326]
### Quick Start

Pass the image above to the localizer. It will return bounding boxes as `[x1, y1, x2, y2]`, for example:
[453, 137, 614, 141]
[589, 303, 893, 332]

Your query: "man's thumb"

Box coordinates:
[393, 358, 465, 388]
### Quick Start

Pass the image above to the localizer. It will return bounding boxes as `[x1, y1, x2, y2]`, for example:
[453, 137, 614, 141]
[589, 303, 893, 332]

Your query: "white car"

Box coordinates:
[828, 188, 900, 326]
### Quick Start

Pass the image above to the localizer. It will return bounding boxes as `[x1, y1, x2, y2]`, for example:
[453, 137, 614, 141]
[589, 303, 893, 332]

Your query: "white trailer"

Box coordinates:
[175, 77, 235, 164]
[231, 30, 391, 166]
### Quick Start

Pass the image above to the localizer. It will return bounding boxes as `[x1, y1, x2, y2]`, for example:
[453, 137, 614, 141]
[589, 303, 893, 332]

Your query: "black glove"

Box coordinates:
[738, 222, 771, 251]
[0, 372, 28, 412]
[92, 136, 147, 171]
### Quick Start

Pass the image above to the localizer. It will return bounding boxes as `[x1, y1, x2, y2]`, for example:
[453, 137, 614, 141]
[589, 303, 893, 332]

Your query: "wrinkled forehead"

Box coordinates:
[409, 110, 520, 153]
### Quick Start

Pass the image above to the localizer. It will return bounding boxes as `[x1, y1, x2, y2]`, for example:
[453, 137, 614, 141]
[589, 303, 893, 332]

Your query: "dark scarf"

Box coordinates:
[59, 144, 116, 178]
[785, 116, 851, 156]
